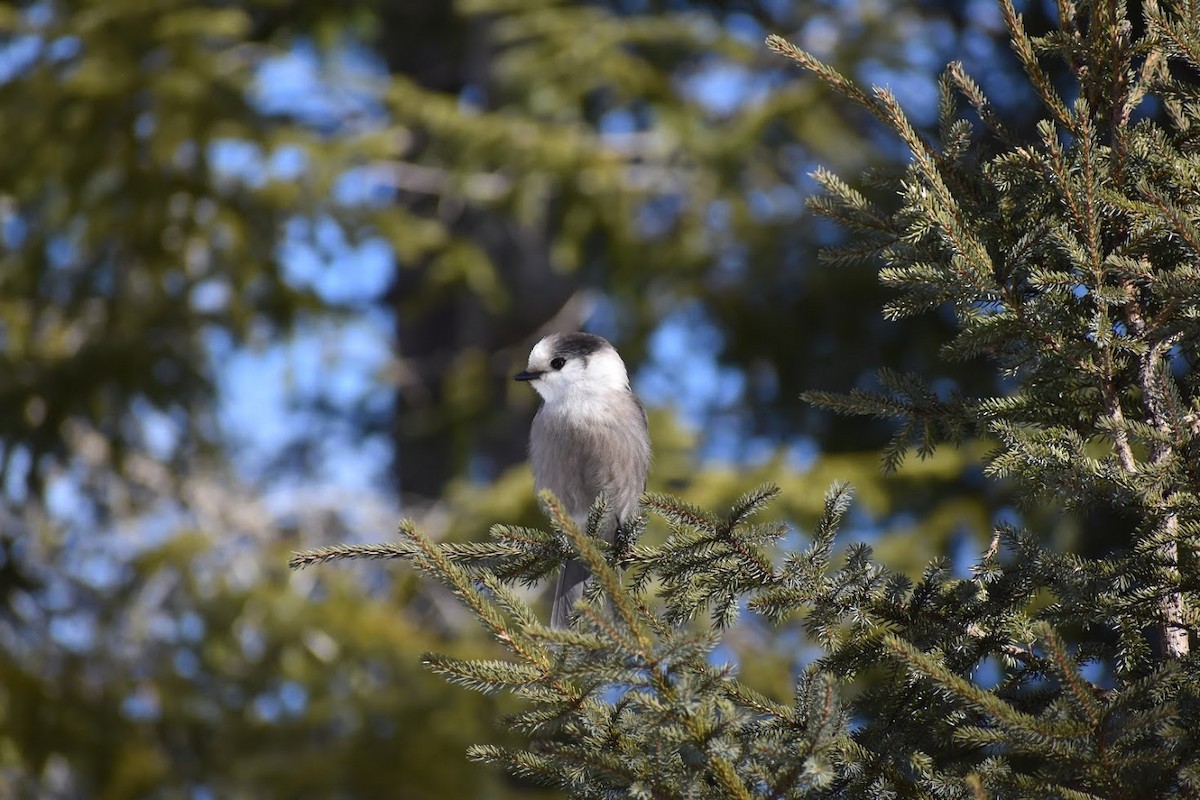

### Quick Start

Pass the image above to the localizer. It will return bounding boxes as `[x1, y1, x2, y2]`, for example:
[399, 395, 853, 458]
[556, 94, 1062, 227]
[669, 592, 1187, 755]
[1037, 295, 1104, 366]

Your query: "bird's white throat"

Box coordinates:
[530, 348, 631, 409]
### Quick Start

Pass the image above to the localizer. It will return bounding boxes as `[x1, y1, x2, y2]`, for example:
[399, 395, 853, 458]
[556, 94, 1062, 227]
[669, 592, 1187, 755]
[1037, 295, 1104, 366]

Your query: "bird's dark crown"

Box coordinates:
[550, 332, 610, 361]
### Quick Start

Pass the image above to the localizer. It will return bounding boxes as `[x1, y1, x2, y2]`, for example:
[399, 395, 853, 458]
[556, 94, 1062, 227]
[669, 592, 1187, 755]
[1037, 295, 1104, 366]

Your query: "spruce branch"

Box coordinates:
[1000, 0, 1075, 129]
[396, 520, 561, 678]
[766, 35, 911, 146]
[725, 483, 782, 527]
[422, 655, 544, 695]
[288, 537, 418, 569]
[883, 633, 1089, 742]
[947, 60, 1016, 145]
[1035, 622, 1105, 728]
[641, 491, 723, 533]
[557, 492, 653, 649]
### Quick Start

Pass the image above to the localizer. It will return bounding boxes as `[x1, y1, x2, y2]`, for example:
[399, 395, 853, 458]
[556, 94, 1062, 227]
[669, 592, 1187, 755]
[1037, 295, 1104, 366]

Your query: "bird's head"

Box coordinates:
[514, 332, 630, 405]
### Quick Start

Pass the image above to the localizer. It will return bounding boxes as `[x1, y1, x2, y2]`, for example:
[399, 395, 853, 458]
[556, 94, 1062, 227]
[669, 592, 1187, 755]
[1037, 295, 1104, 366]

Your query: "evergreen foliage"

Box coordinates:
[295, 1, 1200, 796]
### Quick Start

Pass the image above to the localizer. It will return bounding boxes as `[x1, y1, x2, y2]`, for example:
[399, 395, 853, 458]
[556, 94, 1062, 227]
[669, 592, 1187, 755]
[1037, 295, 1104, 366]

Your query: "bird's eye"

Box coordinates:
[550, 357, 566, 370]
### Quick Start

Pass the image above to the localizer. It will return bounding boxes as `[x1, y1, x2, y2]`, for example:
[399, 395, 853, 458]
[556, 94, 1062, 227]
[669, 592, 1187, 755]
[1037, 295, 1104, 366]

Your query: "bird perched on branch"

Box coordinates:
[515, 332, 651, 627]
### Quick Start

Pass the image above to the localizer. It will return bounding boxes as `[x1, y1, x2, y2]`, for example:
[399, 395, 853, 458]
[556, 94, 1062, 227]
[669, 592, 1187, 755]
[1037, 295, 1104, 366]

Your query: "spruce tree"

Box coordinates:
[293, 1, 1200, 796]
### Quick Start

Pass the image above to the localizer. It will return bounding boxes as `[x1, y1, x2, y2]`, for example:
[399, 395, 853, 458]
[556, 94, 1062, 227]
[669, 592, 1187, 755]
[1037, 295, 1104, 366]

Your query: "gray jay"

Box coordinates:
[514, 332, 651, 627]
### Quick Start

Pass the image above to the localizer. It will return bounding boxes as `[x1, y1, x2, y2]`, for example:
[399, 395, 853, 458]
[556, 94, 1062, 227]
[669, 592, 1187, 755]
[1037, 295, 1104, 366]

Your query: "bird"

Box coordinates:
[514, 332, 651, 628]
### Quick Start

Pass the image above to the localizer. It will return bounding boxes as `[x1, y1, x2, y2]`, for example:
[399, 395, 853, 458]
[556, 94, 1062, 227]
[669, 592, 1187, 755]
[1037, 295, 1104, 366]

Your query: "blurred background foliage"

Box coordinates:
[0, 0, 1082, 796]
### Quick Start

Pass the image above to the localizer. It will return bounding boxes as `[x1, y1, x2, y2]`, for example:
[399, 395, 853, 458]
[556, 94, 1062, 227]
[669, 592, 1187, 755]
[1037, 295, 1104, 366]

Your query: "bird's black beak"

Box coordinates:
[514, 370, 540, 382]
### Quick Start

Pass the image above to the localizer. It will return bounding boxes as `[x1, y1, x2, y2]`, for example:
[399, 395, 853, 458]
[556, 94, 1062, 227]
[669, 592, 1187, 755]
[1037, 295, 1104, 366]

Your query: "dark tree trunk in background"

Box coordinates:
[376, 1, 582, 499]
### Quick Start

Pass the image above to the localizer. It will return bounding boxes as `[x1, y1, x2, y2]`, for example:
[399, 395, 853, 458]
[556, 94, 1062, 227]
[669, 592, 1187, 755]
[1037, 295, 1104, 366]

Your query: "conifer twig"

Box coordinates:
[1158, 516, 1189, 659]
[1141, 341, 1190, 659]
[288, 540, 415, 570]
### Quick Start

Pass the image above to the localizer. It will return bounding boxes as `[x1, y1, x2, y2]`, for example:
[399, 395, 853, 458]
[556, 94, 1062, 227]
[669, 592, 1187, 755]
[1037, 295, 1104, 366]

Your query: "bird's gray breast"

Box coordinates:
[529, 394, 649, 534]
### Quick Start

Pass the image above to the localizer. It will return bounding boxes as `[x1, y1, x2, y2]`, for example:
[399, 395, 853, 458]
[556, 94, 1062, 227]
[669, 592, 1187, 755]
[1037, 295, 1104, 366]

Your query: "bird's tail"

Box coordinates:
[550, 558, 590, 628]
